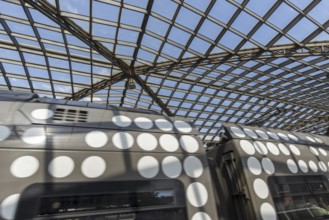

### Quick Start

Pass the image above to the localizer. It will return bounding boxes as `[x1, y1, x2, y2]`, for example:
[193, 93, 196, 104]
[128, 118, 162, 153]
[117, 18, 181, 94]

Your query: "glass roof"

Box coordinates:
[0, 0, 328, 142]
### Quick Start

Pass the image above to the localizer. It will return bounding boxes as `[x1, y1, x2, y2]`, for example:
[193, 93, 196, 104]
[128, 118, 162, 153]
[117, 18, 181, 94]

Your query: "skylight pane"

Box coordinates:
[209, 0, 237, 24]
[199, 19, 223, 40]
[0, 1, 27, 19]
[146, 16, 170, 37]
[121, 8, 144, 28]
[231, 11, 258, 35]
[246, 0, 276, 17]
[288, 17, 317, 42]
[92, 23, 116, 39]
[251, 24, 277, 46]
[93, 1, 119, 22]
[309, 1, 329, 25]
[118, 28, 139, 43]
[6, 21, 35, 37]
[60, 0, 89, 16]
[152, 0, 178, 19]
[219, 31, 243, 50]
[168, 27, 191, 46]
[176, 7, 201, 30]
[268, 3, 298, 29]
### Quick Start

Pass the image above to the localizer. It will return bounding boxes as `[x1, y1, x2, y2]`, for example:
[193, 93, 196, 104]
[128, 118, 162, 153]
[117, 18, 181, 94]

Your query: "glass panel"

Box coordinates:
[168, 27, 191, 46]
[0, 1, 27, 19]
[268, 3, 298, 29]
[209, 0, 237, 24]
[199, 19, 223, 40]
[246, 0, 277, 17]
[251, 24, 277, 46]
[93, 1, 119, 22]
[288, 17, 317, 42]
[152, 0, 178, 20]
[175, 7, 201, 30]
[231, 11, 259, 35]
[60, 0, 90, 16]
[268, 175, 329, 220]
[121, 8, 144, 28]
[6, 21, 35, 37]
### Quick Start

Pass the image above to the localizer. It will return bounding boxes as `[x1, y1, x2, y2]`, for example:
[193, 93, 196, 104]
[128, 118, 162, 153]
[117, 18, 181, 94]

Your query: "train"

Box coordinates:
[0, 90, 328, 220]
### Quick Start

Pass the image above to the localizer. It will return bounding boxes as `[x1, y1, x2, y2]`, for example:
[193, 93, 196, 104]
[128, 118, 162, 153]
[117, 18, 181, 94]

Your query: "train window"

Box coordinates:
[268, 175, 329, 220]
[15, 180, 187, 220]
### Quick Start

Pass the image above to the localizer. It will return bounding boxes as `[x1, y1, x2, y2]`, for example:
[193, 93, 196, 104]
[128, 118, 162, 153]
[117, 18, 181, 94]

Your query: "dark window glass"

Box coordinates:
[16, 180, 186, 220]
[268, 175, 329, 220]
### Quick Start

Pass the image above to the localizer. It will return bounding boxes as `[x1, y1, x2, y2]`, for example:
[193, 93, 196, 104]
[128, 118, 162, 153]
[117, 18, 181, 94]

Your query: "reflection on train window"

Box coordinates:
[268, 175, 329, 220]
[16, 180, 187, 220]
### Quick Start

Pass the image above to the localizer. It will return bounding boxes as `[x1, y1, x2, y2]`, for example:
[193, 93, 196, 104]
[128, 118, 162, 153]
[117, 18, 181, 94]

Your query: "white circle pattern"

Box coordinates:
[184, 156, 203, 178]
[21, 127, 46, 144]
[319, 148, 327, 156]
[267, 131, 279, 140]
[134, 117, 153, 129]
[137, 133, 157, 151]
[244, 128, 257, 139]
[278, 133, 289, 141]
[137, 156, 159, 178]
[319, 161, 327, 172]
[159, 134, 179, 152]
[81, 156, 106, 178]
[306, 136, 316, 142]
[254, 141, 268, 155]
[253, 178, 269, 199]
[298, 160, 308, 173]
[85, 131, 108, 148]
[309, 146, 319, 156]
[288, 133, 298, 141]
[48, 156, 74, 178]
[287, 159, 298, 173]
[289, 144, 300, 156]
[31, 109, 54, 120]
[10, 156, 39, 178]
[309, 161, 318, 172]
[186, 182, 208, 207]
[180, 135, 199, 153]
[230, 127, 245, 138]
[260, 203, 277, 220]
[278, 143, 290, 155]
[174, 120, 192, 133]
[247, 157, 262, 175]
[112, 115, 132, 127]
[162, 156, 182, 178]
[0, 126, 11, 141]
[266, 142, 280, 155]
[155, 119, 173, 131]
[262, 158, 275, 175]
[112, 132, 134, 149]
[240, 140, 255, 155]
[191, 212, 212, 220]
[0, 194, 20, 220]
[256, 130, 269, 139]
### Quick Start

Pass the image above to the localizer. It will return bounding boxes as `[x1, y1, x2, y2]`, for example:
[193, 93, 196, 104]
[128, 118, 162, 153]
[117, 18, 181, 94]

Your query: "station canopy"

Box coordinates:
[0, 0, 328, 142]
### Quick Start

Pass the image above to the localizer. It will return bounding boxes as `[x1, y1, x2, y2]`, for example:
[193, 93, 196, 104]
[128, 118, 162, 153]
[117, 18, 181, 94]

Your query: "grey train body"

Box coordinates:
[0, 90, 329, 220]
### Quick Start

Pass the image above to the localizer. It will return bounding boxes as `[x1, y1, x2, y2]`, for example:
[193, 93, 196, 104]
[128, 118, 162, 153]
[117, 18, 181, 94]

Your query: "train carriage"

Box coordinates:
[207, 123, 329, 220]
[0, 90, 217, 220]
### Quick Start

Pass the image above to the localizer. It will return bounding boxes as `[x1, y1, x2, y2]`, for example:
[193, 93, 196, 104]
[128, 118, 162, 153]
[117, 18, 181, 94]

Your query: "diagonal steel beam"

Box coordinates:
[66, 40, 329, 100]
[23, 0, 172, 115]
[23, 0, 129, 71]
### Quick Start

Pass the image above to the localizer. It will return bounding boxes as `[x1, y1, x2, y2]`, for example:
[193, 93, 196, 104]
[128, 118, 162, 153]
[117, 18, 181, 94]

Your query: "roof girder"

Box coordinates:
[23, 0, 173, 116]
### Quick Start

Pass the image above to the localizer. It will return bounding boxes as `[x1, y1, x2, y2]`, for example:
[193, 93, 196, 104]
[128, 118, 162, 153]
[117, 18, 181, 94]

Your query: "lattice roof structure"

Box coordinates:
[0, 0, 328, 142]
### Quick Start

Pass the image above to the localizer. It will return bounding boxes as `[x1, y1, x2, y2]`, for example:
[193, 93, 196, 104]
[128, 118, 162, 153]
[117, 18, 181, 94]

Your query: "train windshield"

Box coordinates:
[268, 175, 329, 220]
[16, 180, 187, 220]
